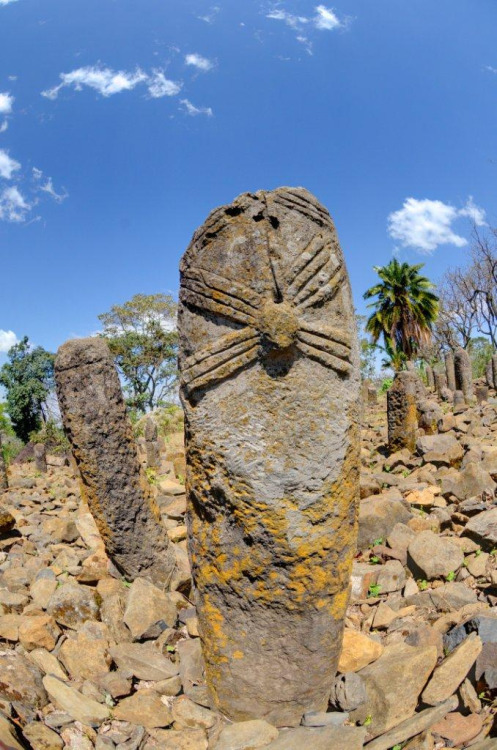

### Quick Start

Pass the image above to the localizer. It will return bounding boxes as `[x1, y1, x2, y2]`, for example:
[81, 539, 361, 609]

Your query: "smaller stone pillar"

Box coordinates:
[387, 371, 418, 454]
[445, 351, 456, 392]
[425, 365, 435, 390]
[367, 384, 377, 406]
[34, 443, 48, 473]
[486, 361, 494, 389]
[492, 353, 497, 391]
[435, 371, 447, 398]
[475, 385, 488, 405]
[453, 390, 466, 414]
[454, 347, 473, 403]
[55, 338, 176, 588]
[144, 417, 160, 470]
[0, 435, 8, 492]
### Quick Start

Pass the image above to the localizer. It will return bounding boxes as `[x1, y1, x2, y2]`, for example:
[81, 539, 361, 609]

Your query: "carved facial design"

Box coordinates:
[180, 232, 352, 398]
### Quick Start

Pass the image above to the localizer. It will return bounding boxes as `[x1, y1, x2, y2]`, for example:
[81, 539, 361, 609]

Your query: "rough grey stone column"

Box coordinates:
[445, 351, 456, 392]
[425, 364, 435, 390]
[144, 417, 160, 470]
[178, 187, 361, 726]
[486, 361, 494, 389]
[454, 347, 473, 403]
[0, 435, 8, 492]
[55, 338, 175, 589]
[34, 443, 47, 473]
[492, 353, 497, 390]
[367, 384, 377, 406]
[435, 371, 447, 398]
[475, 385, 488, 405]
[387, 371, 418, 453]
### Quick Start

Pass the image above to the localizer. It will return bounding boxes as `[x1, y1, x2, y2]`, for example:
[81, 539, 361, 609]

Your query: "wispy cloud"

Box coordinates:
[267, 4, 345, 31]
[0, 121, 8, 134]
[198, 5, 220, 24]
[314, 5, 341, 30]
[33, 167, 68, 203]
[485, 65, 497, 74]
[185, 53, 215, 72]
[181, 99, 213, 117]
[0, 330, 18, 353]
[388, 197, 486, 254]
[0, 149, 20, 179]
[0, 93, 14, 115]
[0, 186, 30, 222]
[0, 0, 19, 6]
[42, 65, 183, 101]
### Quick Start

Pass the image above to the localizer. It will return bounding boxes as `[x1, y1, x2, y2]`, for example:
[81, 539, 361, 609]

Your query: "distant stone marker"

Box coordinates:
[454, 347, 473, 403]
[492, 353, 497, 390]
[425, 364, 435, 390]
[144, 417, 160, 471]
[55, 338, 175, 588]
[34, 443, 47, 473]
[178, 187, 361, 726]
[387, 371, 418, 453]
[445, 351, 456, 392]
[0, 435, 8, 492]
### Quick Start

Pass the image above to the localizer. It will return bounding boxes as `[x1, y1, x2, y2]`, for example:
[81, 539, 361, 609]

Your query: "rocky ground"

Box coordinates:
[0, 388, 496, 750]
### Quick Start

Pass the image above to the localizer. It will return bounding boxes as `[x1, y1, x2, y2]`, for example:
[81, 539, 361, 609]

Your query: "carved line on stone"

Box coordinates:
[296, 266, 344, 310]
[286, 235, 330, 301]
[181, 286, 256, 328]
[182, 329, 259, 395]
[272, 193, 331, 227]
[296, 338, 351, 375]
[298, 325, 352, 362]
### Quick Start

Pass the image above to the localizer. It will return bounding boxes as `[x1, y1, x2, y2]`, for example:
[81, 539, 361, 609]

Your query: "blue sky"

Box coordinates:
[1, 0, 497, 360]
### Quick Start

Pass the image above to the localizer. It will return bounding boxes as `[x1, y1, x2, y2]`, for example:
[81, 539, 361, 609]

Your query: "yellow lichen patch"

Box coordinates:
[233, 650, 244, 659]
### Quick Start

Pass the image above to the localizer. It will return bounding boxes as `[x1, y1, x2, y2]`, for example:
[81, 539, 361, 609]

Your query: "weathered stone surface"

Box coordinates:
[178, 188, 360, 725]
[330, 672, 367, 711]
[338, 629, 383, 672]
[492, 352, 497, 390]
[425, 364, 435, 390]
[42, 675, 110, 726]
[407, 531, 463, 580]
[114, 689, 173, 728]
[476, 384, 489, 404]
[442, 463, 496, 501]
[264, 725, 366, 750]
[387, 372, 418, 453]
[432, 712, 483, 747]
[55, 337, 175, 588]
[23, 722, 63, 750]
[364, 696, 457, 750]
[350, 642, 438, 738]
[464, 508, 497, 549]
[454, 347, 473, 402]
[416, 434, 463, 466]
[46, 582, 99, 628]
[0, 435, 8, 492]
[358, 491, 412, 549]
[34, 443, 48, 473]
[123, 577, 177, 639]
[0, 715, 24, 750]
[213, 720, 279, 750]
[0, 651, 48, 708]
[145, 417, 160, 470]
[434, 371, 447, 397]
[422, 632, 482, 705]
[110, 642, 179, 681]
[445, 351, 456, 392]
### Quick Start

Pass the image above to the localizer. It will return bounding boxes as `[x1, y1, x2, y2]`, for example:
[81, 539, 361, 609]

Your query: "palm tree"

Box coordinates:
[363, 259, 439, 368]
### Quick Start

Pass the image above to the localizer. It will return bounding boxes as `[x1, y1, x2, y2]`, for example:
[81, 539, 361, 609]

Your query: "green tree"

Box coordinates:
[363, 259, 439, 369]
[98, 293, 178, 414]
[468, 336, 493, 379]
[0, 337, 55, 442]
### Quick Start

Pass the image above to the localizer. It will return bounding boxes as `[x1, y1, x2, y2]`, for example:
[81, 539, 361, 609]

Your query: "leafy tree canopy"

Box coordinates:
[363, 259, 439, 369]
[98, 293, 178, 414]
[0, 337, 55, 442]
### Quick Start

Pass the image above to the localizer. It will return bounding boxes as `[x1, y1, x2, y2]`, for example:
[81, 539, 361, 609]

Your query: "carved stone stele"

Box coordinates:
[445, 351, 456, 392]
[387, 371, 418, 454]
[55, 338, 175, 589]
[178, 187, 361, 726]
[454, 347, 473, 403]
[0, 435, 8, 492]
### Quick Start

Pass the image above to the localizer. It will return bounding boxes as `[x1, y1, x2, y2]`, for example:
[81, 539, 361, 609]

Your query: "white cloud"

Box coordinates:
[0, 93, 14, 115]
[388, 196, 487, 254]
[198, 6, 220, 23]
[0, 186, 30, 222]
[314, 5, 342, 30]
[0, 121, 8, 133]
[267, 5, 343, 32]
[147, 70, 182, 98]
[0, 0, 19, 5]
[185, 53, 215, 72]
[0, 330, 18, 353]
[0, 149, 20, 179]
[181, 99, 213, 117]
[32, 167, 68, 203]
[459, 196, 487, 226]
[0, 330, 17, 352]
[485, 65, 497, 74]
[42, 65, 148, 99]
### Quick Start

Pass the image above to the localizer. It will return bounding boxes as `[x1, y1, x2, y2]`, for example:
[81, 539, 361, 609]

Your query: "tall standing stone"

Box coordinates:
[486, 360, 494, 389]
[454, 347, 473, 403]
[0, 435, 8, 492]
[435, 371, 447, 398]
[387, 371, 418, 454]
[445, 351, 456, 392]
[492, 353, 497, 390]
[178, 187, 361, 726]
[34, 443, 48, 473]
[144, 417, 160, 471]
[425, 364, 435, 390]
[55, 338, 175, 589]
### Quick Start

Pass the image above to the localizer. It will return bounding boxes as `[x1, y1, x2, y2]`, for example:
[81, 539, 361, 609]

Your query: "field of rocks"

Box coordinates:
[0, 375, 496, 750]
